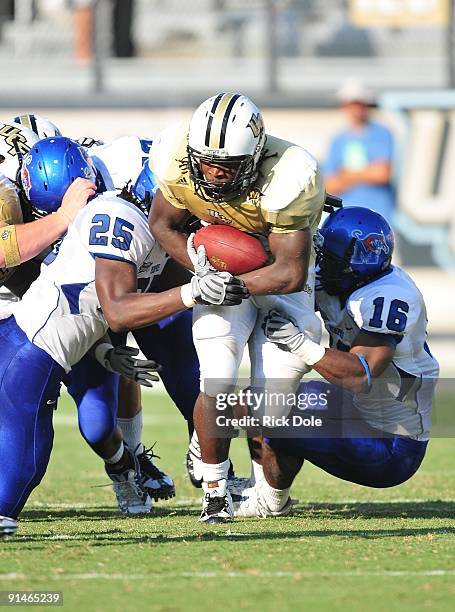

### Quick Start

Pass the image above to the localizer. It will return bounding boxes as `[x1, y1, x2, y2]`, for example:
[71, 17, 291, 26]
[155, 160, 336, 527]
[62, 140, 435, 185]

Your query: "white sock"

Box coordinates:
[117, 410, 143, 454]
[105, 441, 124, 465]
[250, 460, 265, 486]
[258, 479, 290, 513]
[202, 459, 230, 484]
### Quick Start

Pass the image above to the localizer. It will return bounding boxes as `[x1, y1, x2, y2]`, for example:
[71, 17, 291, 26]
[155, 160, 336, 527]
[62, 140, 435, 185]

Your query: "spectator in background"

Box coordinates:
[70, 0, 135, 62]
[324, 79, 395, 222]
[112, 0, 135, 58]
[70, 0, 94, 63]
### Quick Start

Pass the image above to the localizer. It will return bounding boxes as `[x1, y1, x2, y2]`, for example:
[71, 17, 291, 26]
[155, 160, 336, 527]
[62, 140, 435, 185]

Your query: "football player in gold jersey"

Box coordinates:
[149, 93, 326, 523]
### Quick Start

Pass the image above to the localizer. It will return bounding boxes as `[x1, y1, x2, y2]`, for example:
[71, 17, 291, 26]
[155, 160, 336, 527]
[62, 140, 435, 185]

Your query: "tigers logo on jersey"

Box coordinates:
[352, 229, 390, 265]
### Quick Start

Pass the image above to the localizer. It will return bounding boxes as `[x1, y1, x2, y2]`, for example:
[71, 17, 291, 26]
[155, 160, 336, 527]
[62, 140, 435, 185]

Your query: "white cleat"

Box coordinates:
[105, 450, 153, 515]
[111, 470, 153, 515]
[227, 476, 253, 497]
[0, 515, 18, 537]
[199, 479, 234, 524]
[231, 484, 293, 518]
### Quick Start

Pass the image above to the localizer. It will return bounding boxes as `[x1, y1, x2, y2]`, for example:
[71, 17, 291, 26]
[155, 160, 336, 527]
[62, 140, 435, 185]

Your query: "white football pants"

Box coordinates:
[192, 283, 322, 414]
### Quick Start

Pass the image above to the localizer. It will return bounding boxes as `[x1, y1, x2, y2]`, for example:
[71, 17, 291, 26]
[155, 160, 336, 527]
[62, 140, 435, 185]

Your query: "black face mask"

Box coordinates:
[187, 146, 256, 203]
[314, 238, 357, 296]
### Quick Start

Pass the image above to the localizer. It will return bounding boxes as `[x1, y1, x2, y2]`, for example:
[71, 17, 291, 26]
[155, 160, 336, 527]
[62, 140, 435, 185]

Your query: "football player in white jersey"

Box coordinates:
[20, 136, 201, 509]
[60, 133, 171, 486]
[0, 124, 162, 528]
[0, 143, 248, 529]
[0, 138, 159, 530]
[149, 92, 326, 523]
[0, 125, 99, 537]
[230, 207, 439, 517]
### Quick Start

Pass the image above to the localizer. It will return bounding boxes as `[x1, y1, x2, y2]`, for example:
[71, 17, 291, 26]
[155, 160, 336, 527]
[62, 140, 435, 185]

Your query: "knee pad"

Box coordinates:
[68, 356, 119, 446]
[192, 302, 257, 393]
[78, 400, 116, 446]
[195, 337, 243, 395]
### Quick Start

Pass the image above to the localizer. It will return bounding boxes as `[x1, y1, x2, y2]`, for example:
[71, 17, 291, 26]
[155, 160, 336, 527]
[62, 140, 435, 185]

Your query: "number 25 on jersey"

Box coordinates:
[89, 214, 134, 251]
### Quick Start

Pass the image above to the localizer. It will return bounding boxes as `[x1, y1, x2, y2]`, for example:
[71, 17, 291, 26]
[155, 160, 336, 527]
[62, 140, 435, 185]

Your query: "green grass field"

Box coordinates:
[1, 392, 454, 612]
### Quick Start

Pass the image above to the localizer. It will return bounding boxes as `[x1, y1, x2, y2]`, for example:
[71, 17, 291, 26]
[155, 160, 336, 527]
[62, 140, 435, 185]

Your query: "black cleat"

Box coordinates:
[136, 444, 175, 502]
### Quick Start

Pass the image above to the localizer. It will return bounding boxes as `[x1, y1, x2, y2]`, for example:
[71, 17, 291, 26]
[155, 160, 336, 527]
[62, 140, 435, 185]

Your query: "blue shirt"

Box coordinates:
[324, 121, 395, 221]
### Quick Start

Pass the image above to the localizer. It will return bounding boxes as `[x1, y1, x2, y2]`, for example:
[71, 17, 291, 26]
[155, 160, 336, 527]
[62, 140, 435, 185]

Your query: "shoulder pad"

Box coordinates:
[149, 122, 189, 184]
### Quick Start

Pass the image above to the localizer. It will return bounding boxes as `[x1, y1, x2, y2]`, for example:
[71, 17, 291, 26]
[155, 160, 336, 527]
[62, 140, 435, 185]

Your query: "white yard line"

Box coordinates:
[1, 570, 454, 581]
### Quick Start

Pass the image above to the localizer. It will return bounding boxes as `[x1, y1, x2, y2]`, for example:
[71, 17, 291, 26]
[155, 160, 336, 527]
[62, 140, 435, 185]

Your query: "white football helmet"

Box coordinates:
[12, 113, 62, 139]
[188, 93, 266, 202]
[0, 121, 39, 181]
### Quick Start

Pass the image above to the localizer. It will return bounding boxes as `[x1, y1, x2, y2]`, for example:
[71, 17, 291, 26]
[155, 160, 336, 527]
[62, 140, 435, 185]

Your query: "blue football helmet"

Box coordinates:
[314, 206, 394, 296]
[20, 136, 97, 218]
[129, 161, 158, 216]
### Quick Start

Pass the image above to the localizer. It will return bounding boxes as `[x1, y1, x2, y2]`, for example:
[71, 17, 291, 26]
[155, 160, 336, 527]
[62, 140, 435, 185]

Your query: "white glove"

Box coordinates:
[181, 233, 249, 307]
[190, 271, 249, 306]
[187, 233, 216, 276]
[94, 344, 161, 387]
[262, 310, 325, 365]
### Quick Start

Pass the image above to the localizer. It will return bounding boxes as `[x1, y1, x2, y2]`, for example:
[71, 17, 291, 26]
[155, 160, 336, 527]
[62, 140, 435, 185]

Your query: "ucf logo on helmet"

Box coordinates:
[0, 124, 30, 157]
[247, 113, 264, 138]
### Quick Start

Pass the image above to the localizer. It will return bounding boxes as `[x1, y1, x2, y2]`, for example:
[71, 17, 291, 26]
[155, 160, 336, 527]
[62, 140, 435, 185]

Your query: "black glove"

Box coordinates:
[100, 345, 161, 387]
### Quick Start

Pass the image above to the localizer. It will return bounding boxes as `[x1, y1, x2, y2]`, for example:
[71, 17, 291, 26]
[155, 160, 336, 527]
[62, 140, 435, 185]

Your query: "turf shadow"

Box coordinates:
[21, 500, 455, 523]
[291, 500, 455, 520]
[5, 525, 455, 550]
[20, 505, 200, 522]
[20, 508, 128, 522]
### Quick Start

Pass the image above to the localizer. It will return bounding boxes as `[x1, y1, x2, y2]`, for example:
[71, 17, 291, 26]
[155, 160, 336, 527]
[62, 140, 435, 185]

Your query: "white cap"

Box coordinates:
[336, 79, 375, 106]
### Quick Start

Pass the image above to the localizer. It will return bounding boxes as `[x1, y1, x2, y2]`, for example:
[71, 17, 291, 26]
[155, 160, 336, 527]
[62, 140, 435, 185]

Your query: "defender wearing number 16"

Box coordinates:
[231, 207, 440, 518]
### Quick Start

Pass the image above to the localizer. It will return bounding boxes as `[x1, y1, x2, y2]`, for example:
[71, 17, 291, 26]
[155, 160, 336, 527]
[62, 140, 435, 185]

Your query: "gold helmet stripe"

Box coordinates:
[208, 93, 240, 150]
[16, 114, 32, 131]
[204, 94, 223, 148]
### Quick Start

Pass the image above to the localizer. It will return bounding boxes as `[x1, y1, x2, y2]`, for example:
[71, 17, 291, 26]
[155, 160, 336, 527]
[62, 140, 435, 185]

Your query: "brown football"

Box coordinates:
[193, 224, 269, 275]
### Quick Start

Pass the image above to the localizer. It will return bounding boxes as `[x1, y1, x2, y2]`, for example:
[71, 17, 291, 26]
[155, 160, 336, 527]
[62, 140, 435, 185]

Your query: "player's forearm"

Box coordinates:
[148, 191, 194, 270]
[102, 287, 188, 333]
[162, 229, 193, 270]
[311, 349, 370, 394]
[240, 260, 307, 295]
[0, 213, 68, 268]
[151, 223, 193, 270]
